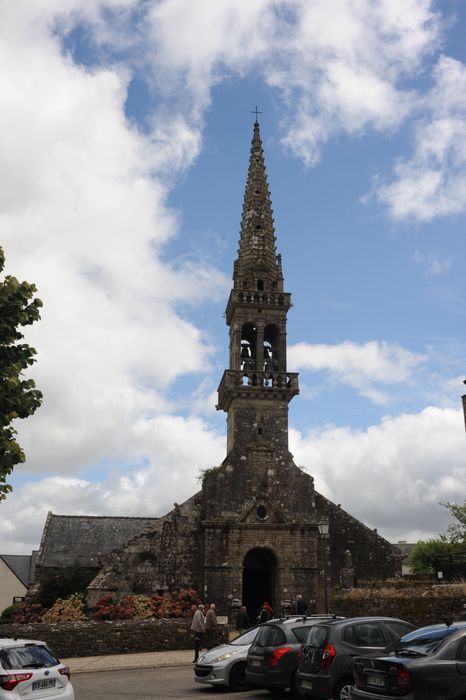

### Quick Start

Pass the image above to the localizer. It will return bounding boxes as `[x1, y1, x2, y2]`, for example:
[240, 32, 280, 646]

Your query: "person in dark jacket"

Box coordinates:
[257, 601, 273, 623]
[205, 603, 218, 649]
[295, 594, 308, 615]
[236, 605, 250, 635]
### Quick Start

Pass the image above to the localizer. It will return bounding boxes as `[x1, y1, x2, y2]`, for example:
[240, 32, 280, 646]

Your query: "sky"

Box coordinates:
[1, 0, 466, 554]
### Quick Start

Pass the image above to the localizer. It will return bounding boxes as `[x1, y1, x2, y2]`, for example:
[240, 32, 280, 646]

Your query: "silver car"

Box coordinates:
[194, 626, 260, 692]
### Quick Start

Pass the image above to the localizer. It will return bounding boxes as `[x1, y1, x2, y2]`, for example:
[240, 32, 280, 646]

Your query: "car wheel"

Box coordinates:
[229, 662, 251, 692]
[333, 678, 354, 700]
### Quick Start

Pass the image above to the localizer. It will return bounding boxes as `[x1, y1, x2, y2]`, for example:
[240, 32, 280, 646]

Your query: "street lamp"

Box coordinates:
[319, 516, 330, 614]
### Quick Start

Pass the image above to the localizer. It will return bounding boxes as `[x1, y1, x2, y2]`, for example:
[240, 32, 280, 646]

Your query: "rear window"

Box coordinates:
[292, 626, 311, 643]
[304, 625, 328, 648]
[0, 644, 59, 670]
[254, 625, 287, 647]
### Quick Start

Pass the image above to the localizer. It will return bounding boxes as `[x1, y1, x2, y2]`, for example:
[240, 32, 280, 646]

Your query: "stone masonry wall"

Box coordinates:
[0, 618, 226, 658]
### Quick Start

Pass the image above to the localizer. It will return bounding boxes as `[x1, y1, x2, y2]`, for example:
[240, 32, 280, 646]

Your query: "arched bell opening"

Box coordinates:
[242, 547, 277, 621]
[263, 325, 279, 371]
[240, 323, 256, 370]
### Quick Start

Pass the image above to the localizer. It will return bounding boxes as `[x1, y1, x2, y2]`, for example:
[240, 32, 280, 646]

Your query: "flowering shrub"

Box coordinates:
[12, 602, 46, 623]
[90, 589, 201, 620]
[41, 594, 86, 623]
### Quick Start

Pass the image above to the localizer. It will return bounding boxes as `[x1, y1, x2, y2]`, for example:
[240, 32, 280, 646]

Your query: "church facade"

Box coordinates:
[86, 120, 400, 616]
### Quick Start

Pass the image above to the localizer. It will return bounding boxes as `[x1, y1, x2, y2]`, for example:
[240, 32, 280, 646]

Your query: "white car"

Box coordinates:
[0, 638, 74, 699]
[194, 626, 260, 692]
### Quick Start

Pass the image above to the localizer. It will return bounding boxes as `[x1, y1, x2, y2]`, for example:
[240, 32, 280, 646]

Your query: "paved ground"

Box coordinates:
[62, 649, 194, 674]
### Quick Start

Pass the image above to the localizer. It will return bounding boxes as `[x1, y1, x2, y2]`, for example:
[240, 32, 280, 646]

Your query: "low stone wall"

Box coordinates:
[334, 584, 466, 626]
[0, 618, 221, 658]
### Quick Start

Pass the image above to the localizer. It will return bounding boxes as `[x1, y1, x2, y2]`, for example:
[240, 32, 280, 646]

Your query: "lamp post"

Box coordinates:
[319, 516, 330, 614]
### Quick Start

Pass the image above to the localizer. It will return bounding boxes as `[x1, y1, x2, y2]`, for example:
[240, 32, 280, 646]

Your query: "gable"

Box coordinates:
[236, 495, 289, 525]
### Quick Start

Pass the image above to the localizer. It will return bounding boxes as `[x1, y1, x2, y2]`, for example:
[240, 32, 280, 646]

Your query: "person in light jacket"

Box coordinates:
[190, 604, 205, 662]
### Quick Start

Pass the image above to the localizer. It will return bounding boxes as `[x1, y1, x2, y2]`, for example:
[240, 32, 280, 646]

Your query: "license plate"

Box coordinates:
[301, 680, 313, 690]
[367, 674, 385, 688]
[32, 679, 56, 690]
[251, 659, 261, 667]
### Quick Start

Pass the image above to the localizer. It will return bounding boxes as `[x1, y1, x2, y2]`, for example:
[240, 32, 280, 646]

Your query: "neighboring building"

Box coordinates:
[394, 542, 415, 576]
[34, 513, 158, 582]
[0, 553, 37, 613]
[86, 119, 401, 616]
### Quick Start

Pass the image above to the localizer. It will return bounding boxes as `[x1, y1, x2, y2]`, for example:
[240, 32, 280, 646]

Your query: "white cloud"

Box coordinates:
[413, 250, 452, 276]
[377, 56, 466, 220]
[291, 406, 466, 541]
[289, 340, 425, 404]
[0, 415, 225, 553]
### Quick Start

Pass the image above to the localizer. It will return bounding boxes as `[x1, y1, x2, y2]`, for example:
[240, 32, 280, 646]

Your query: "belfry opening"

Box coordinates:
[242, 547, 277, 620]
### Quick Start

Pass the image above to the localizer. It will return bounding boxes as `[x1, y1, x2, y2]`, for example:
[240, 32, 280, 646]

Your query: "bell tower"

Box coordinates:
[217, 118, 299, 456]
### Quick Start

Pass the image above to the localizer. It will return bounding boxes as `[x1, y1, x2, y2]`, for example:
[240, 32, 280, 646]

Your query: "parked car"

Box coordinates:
[194, 625, 260, 691]
[297, 616, 415, 700]
[245, 614, 343, 696]
[0, 638, 74, 700]
[351, 621, 466, 700]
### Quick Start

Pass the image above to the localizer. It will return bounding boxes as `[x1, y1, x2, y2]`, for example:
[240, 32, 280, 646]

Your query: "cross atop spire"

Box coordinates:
[251, 105, 262, 123]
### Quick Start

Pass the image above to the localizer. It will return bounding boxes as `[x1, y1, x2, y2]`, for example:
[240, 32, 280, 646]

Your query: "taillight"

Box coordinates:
[59, 666, 71, 681]
[397, 667, 411, 693]
[0, 673, 33, 690]
[320, 643, 336, 669]
[269, 647, 293, 667]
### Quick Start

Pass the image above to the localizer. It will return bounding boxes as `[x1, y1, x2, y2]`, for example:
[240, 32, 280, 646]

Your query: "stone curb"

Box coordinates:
[62, 650, 193, 674]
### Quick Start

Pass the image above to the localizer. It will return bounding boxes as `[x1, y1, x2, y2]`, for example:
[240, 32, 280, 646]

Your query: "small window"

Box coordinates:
[257, 279, 264, 291]
[457, 639, 466, 661]
[346, 622, 385, 648]
[384, 621, 414, 642]
[256, 505, 268, 520]
[255, 625, 286, 647]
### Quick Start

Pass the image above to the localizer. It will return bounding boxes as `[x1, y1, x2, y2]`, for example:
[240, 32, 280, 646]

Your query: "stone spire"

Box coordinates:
[234, 119, 282, 291]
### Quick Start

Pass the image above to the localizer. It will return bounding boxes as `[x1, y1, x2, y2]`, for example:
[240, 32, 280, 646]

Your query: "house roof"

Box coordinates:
[36, 513, 159, 569]
[0, 553, 37, 587]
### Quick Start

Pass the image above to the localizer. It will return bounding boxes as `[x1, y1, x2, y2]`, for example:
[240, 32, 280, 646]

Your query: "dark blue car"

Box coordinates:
[351, 621, 466, 700]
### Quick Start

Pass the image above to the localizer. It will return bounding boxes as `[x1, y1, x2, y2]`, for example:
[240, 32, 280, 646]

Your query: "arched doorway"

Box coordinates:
[242, 548, 276, 621]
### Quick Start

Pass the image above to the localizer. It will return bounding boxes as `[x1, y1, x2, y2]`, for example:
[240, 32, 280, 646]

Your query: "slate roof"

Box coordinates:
[36, 513, 159, 569]
[1, 553, 37, 587]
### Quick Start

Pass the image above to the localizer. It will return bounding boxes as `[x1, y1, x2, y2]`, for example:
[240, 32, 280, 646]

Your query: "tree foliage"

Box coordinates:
[442, 500, 466, 543]
[34, 566, 97, 608]
[0, 246, 42, 499]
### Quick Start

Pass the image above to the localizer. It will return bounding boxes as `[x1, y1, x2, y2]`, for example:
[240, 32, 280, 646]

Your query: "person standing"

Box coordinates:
[295, 594, 308, 615]
[191, 604, 206, 662]
[205, 603, 218, 649]
[257, 601, 273, 623]
[236, 605, 250, 635]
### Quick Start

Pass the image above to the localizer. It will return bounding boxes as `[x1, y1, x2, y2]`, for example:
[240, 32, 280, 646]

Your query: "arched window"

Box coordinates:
[263, 325, 279, 370]
[241, 323, 256, 370]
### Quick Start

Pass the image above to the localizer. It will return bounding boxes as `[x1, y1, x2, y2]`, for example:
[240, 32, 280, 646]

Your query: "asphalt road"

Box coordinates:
[72, 666, 290, 699]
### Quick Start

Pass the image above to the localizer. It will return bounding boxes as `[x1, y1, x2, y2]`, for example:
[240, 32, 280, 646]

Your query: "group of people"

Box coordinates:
[191, 594, 309, 662]
[190, 603, 218, 662]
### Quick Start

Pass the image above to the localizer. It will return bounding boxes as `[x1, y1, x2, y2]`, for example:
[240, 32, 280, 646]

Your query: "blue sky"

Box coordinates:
[1, 0, 465, 553]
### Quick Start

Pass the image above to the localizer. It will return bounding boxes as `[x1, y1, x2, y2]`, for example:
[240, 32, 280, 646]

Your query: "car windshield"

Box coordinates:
[254, 625, 287, 647]
[0, 644, 59, 670]
[396, 624, 466, 655]
[231, 627, 259, 646]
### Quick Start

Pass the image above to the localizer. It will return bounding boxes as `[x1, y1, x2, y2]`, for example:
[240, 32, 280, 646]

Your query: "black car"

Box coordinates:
[297, 616, 415, 700]
[245, 615, 342, 696]
[351, 621, 466, 700]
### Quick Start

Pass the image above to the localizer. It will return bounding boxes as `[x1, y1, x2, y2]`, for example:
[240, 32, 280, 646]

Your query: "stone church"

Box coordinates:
[36, 119, 400, 617]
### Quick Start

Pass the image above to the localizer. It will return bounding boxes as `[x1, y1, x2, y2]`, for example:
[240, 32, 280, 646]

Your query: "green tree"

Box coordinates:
[0, 247, 42, 499]
[34, 566, 96, 608]
[442, 500, 466, 543]
[409, 501, 466, 574]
